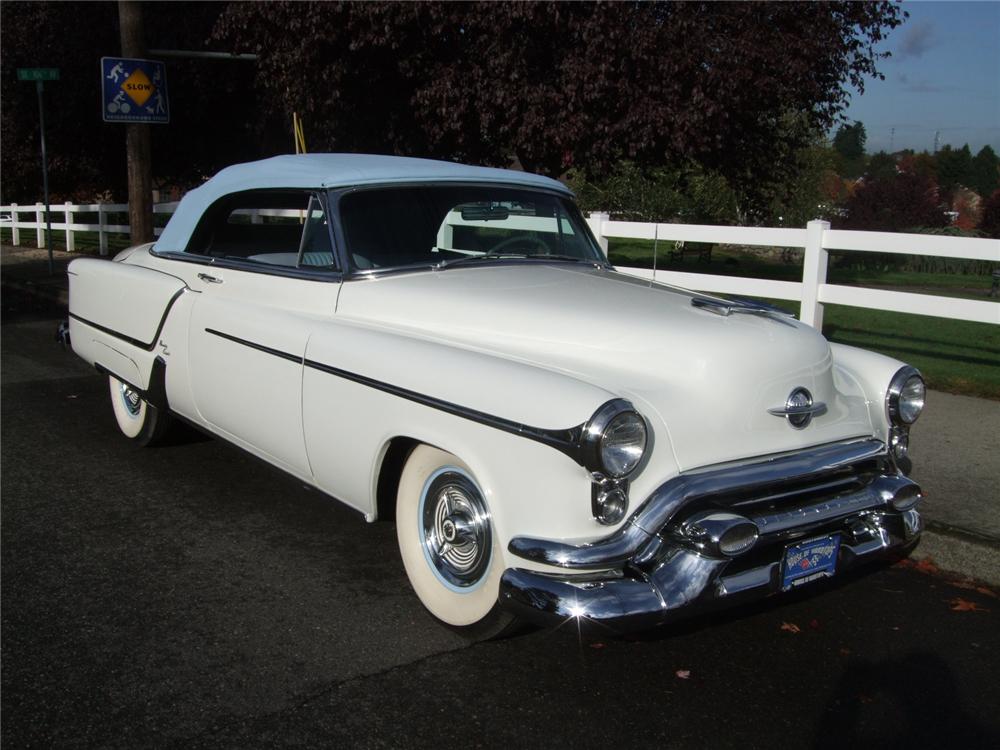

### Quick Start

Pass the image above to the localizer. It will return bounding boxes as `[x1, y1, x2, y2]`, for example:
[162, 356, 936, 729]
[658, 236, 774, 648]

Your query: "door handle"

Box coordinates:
[198, 273, 223, 284]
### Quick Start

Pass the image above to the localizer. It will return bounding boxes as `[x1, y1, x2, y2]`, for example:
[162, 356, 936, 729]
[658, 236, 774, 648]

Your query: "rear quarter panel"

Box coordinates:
[68, 256, 188, 390]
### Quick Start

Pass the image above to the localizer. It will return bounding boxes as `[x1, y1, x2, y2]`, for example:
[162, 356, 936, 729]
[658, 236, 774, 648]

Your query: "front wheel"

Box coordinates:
[396, 445, 521, 640]
[108, 375, 171, 446]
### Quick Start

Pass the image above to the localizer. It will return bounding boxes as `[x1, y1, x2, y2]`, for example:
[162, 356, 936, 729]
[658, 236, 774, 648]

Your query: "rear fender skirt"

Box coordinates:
[95, 356, 169, 411]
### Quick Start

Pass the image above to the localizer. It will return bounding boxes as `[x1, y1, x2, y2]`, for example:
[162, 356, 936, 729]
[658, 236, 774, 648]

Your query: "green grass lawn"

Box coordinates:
[822, 306, 1000, 399]
[607, 238, 997, 297]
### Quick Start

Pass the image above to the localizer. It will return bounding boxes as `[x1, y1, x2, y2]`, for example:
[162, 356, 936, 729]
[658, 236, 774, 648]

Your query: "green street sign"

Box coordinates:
[17, 68, 60, 82]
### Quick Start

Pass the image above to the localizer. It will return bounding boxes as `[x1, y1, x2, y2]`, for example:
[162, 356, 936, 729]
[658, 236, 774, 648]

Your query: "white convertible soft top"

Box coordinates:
[154, 153, 570, 253]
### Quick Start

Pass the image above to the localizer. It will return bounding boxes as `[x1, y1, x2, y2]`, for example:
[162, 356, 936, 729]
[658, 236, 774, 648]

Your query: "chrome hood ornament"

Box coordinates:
[768, 387, 827, 429]
[690, 296, 798, 327]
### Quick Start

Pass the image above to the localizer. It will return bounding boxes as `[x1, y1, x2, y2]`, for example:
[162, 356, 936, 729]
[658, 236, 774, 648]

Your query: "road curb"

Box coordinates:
[915, 528, 1000, 587]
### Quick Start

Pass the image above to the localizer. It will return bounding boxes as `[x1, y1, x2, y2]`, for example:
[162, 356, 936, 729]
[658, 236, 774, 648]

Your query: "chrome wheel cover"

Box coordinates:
[119, 382, 142, 418]
[420, 468, 492, 590]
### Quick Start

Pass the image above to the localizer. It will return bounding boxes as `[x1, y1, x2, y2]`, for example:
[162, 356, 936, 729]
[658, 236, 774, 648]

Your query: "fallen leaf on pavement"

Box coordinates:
[949, 598, 989, 613]
[948, 580, 998, 599]
[780, 622, 801, 634]
[896, 557, 940, 575]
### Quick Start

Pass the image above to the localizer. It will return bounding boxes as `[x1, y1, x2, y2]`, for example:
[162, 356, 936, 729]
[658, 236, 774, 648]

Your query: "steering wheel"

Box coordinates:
[487, 235, 551, 256]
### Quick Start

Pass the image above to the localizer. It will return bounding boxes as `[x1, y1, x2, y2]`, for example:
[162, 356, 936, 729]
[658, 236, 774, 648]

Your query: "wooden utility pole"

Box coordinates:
[118, 0, 154, 244]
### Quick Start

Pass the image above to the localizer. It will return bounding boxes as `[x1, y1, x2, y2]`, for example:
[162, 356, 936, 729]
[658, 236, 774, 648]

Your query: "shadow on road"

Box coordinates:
[814, 651, 1000, 748]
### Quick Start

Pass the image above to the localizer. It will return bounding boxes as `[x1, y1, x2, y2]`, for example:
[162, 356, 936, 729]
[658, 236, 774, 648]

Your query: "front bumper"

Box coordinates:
[500, 438, 922, 633]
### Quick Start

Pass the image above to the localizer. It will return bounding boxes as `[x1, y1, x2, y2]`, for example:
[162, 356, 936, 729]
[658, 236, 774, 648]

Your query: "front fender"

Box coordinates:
[300, 318, 625, 542]
[829, 342, 910, 437]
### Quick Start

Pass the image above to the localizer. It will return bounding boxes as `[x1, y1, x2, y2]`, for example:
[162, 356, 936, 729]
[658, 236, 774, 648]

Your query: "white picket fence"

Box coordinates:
[585, 213, 1000, 327]
[0, 201, 179, 255]
[1, 201, 997, 327]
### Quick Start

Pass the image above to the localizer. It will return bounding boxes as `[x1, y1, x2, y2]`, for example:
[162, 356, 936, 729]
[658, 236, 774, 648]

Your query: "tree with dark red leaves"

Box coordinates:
[3, 1, 904, 211]
[215, 1, 902, 183]
[979, 189, 1000, 239]
[840, 170, 949, 233]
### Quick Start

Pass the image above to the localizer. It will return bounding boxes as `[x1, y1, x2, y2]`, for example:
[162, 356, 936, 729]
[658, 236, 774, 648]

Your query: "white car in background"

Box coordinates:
[63, 154, 926, 638]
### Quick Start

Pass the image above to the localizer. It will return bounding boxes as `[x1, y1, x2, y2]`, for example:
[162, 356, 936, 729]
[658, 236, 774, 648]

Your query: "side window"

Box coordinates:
[185, 190, 337, 272]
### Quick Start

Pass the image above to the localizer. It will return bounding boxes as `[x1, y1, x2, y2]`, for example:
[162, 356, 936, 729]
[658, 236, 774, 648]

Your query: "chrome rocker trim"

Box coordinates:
[500, 438, 923, 633]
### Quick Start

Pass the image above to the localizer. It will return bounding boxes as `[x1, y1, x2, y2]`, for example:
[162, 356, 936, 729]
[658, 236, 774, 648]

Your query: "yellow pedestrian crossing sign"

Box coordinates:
[101, 57, 169, 124]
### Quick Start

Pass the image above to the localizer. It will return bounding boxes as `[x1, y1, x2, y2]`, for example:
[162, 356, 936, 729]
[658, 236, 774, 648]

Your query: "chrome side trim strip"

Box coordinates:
[304, 355, 586, 456]
[69, 287, 185, 352]
[206, 328, 304, 364]
[201, 328, 590, 462]
[508, 438, 888, 568]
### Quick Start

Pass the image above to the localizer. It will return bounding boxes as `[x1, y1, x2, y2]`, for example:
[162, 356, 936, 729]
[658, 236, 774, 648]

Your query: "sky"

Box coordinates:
[840, 0, 1000, 154]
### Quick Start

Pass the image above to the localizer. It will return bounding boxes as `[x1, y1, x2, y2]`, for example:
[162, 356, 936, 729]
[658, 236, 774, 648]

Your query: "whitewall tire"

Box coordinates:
[396, 445, 520, 639]
[108, 375, 171, 446]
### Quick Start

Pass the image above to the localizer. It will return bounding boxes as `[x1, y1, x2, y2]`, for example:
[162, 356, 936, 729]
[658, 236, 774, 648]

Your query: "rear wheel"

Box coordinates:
[396, 445, 521, 640]
[108, 375, 171, 446]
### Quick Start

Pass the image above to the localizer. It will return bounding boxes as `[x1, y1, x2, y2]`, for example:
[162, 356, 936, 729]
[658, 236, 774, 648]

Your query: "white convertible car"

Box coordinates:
[63, 154, 926, 638]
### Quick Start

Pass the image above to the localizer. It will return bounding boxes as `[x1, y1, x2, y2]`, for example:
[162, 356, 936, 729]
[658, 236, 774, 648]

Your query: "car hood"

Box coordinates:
[336, 263, 874, 471]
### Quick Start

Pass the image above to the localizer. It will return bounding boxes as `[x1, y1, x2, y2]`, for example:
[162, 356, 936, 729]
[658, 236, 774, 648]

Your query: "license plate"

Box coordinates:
[781, 535, 840, 590]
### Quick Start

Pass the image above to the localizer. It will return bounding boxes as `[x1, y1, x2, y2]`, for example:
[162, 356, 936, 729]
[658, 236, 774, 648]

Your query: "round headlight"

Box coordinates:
[600, 411, 647, 477]
[898, 376, 925, 423]
[580, 399, 648, 478]
[887, 367, 925, 425]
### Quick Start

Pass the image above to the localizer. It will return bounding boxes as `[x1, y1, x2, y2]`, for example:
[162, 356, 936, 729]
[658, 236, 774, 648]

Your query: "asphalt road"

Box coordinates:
[3, 294, 999, 749]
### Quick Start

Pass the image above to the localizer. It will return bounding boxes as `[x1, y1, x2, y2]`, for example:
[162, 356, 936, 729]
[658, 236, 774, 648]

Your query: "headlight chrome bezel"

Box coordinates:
[580, 399, 648, 479]
[886, 366, 925, 426]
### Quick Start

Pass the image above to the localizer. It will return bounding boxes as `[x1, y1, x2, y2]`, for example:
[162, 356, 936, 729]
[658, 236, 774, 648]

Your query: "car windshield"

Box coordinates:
[338, 185, 606, 272]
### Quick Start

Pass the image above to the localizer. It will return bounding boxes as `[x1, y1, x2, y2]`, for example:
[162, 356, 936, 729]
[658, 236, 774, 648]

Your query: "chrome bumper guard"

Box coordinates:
[500, 438, 923, 633]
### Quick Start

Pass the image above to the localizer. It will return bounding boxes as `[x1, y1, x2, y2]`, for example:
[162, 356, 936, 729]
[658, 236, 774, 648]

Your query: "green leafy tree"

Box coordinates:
[761, 137, 840, 225]
[833, 121, 867, 160]
[969, 145, 1000, 198]
[866, 151, 897, 181]
[832, 121, 867, 178]
[934, 144, 974, 197]
[568, 161, 739, 225]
